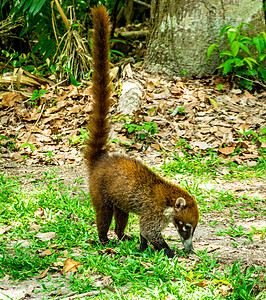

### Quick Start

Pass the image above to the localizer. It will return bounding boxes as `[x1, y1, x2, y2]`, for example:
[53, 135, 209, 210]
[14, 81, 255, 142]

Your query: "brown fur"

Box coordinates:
[84, 6, 199, 258]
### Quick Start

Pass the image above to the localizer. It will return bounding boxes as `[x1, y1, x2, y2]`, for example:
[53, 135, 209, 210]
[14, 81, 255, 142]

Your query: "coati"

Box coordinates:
[84, 5, 199, 258]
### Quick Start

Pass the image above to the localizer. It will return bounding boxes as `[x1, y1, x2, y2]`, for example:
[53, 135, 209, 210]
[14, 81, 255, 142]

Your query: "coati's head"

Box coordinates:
[166, 195, 199, 253]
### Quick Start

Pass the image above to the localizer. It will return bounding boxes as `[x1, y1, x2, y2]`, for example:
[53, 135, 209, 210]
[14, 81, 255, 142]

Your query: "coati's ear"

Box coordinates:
[175, 197, 186, 212]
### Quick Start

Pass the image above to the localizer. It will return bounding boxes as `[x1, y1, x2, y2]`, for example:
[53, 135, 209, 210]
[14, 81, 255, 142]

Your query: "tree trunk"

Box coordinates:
[144, 0, 265, 77]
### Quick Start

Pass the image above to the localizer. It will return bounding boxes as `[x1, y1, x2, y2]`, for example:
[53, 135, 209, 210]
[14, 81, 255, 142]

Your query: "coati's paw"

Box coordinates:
[100, 238, 110, 246]
[140, 243, 148, 252]
[164, 248, 175, 258]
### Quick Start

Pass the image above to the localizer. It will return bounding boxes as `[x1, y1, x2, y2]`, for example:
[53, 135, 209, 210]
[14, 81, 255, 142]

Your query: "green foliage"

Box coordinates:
[44, 150, 55, 163]
[68, 127, 89, 144]
[59, 63, 81, 86]
[123, 121, 159, 141]
[30, 88, 48, 104]
[20, 142, 36, 152]
[207, 23, 266, 90]
[0, 134, 18, 150]
[0, 172, 265, 299]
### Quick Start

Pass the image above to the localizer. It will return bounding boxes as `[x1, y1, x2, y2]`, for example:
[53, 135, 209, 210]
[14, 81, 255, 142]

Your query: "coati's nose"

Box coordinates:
[182, 236, 194, 253]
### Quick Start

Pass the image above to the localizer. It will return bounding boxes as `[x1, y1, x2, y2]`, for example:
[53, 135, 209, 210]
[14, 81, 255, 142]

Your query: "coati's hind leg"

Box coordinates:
[140, 218, 175, 258]
[113, 206, 131, 240]
[94, 200, 113, 245]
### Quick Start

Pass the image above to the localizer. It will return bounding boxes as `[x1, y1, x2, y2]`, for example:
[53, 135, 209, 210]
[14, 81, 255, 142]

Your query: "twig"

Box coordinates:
[25, 103, 46, 144]
[51, 1, 59, 46]
[54, 0, 69, 30]
[235, 74, 266, 88]
[133, 0, 151, 8]
[48, 79, 68, 90]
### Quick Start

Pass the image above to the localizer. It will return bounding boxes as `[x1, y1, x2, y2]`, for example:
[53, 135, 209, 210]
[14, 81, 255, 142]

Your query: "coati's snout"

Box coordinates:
[173, 196, 199, 253]
[176, 223, 195, 253]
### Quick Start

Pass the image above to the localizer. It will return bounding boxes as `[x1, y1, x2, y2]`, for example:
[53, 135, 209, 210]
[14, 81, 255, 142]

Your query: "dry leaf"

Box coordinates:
[261, 142, 266, 148]
[102, 276, 113, 287]
[34, 207, 45, 217]
[170, 86, 182, 95]
[195, 280, 209, 288]
[147, 81, 156, 91]
[10, 152, 24, 162]
[1, 92, 20, 107]
[0, 286, 9, 290]
[38, 249, 54, 258]
[34, 232, 55, 241]
[36, 267, 50, 279]
[178, 257, 190, 262]
[62, 258, 82, 275]
[252, 233, 265, 240]
[97, 247, 117, 255]
[219, 146, 235, 155]
[0, 226, 12, 235]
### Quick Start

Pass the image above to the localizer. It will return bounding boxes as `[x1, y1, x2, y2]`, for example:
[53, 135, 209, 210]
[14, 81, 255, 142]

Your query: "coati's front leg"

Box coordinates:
[140, 218, 175, 258]
[140, 234, 148, 251]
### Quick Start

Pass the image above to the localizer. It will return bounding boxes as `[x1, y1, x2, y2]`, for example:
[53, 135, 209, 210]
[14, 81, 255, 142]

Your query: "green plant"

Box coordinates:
[44, 150, 55, 163]
[123, 121, 159, 141]
[0, 134, 18, 150]
[207, 22, 266, 90]
[69, 127, 89, 145]
[216, 225, 254, 241]
[30, 89, 48, 105]
[59, 63, 81, 87]
[20, 142, 36, 152]
[212, 261, 263, 300]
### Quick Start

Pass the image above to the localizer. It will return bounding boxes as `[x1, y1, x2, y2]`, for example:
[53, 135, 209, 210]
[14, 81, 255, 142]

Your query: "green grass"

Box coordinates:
[0, 167, 265, 299]
[162, 148, 266, 181]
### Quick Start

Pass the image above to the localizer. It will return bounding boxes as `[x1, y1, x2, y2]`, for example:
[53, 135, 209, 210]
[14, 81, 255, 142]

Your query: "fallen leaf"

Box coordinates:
[147, 81, 156, 91]
[34, 232, 55, 241]
[36, 267, 50, 279]
[0, 286, 9, 290]
[0, 226, 12, 235]
[62, 258, 82, 275]
[34, 207, 45, 217]
[253, 233, 265, 240]
[219, 146, 235, 155]
[195, 280, 209, 288]
[170, 86, 182, 95]
[102, 276, 113, 287]
[10, 152, 24, 162]
[38, 249, 54, 257]
[97, 247, 117, 255]
[1, 92, 20, 107]
[209, 98, 219, 107]
[178, 257, 190, 262]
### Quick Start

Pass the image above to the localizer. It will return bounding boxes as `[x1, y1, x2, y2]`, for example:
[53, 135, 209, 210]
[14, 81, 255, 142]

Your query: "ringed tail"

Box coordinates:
[84, 6, 111, 172]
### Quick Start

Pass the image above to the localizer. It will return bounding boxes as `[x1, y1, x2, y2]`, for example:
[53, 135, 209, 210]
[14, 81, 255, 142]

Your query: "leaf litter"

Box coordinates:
[0, 70, 265, 299]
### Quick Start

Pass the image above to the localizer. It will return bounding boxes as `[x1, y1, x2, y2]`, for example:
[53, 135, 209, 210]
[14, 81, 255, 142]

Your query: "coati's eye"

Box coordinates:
[184, 224, 191, 231]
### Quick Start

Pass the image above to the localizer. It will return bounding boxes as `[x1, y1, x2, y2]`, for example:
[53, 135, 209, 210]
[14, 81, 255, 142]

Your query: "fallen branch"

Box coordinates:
[25, 103, 46, 144]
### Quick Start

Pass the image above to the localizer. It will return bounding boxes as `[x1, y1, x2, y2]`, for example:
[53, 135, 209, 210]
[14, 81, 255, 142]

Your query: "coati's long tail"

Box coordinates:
[84, 6, 111, 172]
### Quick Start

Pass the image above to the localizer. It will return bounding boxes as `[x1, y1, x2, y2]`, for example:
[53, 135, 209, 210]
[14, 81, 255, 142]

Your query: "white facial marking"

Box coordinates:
[178, 224, 194, 252]
[179, 221, 183, 225]
[163, 207, 175, 222]
[183, 226, 187, 231]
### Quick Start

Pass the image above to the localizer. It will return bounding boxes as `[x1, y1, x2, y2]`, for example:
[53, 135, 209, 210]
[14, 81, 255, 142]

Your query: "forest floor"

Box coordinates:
[0, 71, 266, 299]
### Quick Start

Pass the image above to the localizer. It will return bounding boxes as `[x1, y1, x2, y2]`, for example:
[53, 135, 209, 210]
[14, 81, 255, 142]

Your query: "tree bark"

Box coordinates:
[144, 0, 265, 77]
